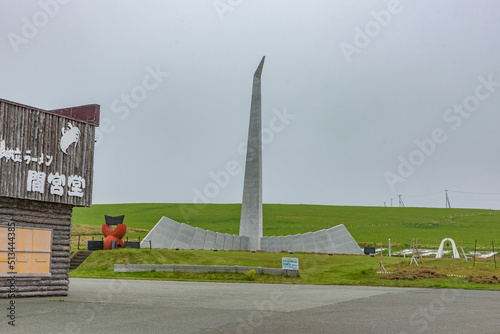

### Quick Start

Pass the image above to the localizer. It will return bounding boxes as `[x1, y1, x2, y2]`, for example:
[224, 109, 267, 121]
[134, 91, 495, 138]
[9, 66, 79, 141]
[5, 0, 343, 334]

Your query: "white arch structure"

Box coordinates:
[436, 238, 460, 259]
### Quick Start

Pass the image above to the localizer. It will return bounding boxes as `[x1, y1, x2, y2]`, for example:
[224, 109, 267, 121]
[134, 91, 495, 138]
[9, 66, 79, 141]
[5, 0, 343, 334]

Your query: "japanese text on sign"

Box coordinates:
[282, 257, 299, 270]
[27, 171, 85, 197]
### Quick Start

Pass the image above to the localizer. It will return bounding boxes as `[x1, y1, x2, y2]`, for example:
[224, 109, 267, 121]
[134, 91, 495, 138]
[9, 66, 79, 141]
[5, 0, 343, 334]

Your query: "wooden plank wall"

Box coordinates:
[0, 197, 72, 297]
[0, 100, 95, 207]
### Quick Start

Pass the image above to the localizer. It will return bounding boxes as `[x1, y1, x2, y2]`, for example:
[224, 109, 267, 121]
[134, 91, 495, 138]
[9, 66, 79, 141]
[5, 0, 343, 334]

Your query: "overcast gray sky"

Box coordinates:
[1, 0, 500, 209]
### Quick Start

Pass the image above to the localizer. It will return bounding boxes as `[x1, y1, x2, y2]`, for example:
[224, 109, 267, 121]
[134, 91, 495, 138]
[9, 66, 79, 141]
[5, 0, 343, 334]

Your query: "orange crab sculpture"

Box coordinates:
[102, 215, 127, 250]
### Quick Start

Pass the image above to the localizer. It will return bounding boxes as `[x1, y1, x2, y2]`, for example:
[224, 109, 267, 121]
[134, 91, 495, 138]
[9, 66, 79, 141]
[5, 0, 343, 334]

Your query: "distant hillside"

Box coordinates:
[72, 203, 500, 248]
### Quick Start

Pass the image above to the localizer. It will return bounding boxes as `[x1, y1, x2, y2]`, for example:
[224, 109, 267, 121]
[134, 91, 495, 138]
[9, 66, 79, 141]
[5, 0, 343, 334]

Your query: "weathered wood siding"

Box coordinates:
[0, 100, 95, 207]
[0, 197, 72, 297]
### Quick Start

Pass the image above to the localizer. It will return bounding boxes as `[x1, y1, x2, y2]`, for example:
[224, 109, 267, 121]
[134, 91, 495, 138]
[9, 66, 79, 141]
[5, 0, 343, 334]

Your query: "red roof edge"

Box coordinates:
[0, 98, 100, 126]
[49, 104, 100, 126]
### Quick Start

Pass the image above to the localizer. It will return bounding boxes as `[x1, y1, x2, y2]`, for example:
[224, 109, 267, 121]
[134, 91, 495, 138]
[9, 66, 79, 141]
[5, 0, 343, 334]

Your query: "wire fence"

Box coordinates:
[71, 235, 143, 250]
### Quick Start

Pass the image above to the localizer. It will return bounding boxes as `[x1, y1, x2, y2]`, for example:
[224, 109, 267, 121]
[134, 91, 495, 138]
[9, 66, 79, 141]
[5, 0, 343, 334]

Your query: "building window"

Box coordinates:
[0, 227, 52, 276]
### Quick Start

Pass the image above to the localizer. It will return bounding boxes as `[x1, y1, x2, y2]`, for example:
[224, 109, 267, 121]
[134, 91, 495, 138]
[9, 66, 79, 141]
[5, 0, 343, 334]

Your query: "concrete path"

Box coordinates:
[1, 278, 499, 333]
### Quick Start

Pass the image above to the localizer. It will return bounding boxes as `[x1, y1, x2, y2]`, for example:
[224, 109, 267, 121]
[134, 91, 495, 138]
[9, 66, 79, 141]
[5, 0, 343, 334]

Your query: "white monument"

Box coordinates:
[141, 57, 363, 255]
[239, 56, 265, 251]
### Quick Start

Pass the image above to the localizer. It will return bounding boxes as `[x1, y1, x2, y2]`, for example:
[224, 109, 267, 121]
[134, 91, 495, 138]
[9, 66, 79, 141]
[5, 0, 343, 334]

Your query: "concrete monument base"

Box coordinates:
[141, 217, 363, 255]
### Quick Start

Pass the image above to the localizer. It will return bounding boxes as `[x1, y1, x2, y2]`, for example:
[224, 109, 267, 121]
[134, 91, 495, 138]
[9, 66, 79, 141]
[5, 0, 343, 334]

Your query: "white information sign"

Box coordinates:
[282, 257, 299, 270]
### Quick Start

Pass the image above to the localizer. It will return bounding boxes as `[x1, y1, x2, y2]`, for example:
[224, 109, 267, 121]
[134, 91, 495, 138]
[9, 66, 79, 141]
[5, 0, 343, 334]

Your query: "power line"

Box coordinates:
[452, 197, 500, 202]
[403, 199, 444, 205]
[402, 190, 444, 198]
[448, 190, 500, 195]
[388, 189, 500, 208]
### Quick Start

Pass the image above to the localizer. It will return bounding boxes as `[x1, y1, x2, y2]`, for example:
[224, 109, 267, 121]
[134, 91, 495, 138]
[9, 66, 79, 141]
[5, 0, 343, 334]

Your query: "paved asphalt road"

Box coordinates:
[0, 278, 499, 333]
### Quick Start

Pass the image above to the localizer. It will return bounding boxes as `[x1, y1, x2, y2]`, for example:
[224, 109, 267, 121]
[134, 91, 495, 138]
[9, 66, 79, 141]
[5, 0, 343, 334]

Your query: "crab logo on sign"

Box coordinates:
[60, 123, 80, 154]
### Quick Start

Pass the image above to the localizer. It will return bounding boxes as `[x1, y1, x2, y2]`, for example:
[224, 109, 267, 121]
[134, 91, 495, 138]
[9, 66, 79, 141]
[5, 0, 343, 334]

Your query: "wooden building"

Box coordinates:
[0, 98, 99, 297]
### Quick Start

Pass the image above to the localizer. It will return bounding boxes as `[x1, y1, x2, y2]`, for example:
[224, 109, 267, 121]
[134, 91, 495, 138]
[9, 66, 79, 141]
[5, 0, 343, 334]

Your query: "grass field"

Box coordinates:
[70, 248, 500, 290]
[72, 203, 500, 249]
[70, 203, 500, 289]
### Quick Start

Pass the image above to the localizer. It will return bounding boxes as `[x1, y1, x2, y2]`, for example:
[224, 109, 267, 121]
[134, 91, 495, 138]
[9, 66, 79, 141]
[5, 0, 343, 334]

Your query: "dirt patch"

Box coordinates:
[382, 269, 448, 280]
[467, 274, 500, 284]
[413, 220, 440, 227]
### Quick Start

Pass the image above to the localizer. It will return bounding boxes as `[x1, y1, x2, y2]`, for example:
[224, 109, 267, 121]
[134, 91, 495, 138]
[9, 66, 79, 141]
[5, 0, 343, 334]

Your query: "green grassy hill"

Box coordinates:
[72, 203, 500, 248]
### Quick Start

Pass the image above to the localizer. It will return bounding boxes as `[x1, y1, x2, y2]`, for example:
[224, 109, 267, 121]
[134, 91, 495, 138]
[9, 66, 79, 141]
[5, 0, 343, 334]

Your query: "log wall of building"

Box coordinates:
[0, 197, 72, 298]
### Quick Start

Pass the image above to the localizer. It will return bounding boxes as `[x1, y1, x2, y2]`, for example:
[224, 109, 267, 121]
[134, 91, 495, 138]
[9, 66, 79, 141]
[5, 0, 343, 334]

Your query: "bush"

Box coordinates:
[245, 269, 256, 280]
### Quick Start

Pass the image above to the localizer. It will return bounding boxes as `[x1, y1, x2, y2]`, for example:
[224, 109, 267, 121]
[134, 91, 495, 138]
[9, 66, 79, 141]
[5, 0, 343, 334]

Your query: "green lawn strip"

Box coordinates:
[69, 249, 500, 290]
[72, 204, 500, 249]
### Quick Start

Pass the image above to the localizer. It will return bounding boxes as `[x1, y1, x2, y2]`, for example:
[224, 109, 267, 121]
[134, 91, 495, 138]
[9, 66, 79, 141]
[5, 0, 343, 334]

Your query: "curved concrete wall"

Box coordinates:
[142, 217, 363, 255]
[260, 224, 363, 255]
[141, 217, 250, 251]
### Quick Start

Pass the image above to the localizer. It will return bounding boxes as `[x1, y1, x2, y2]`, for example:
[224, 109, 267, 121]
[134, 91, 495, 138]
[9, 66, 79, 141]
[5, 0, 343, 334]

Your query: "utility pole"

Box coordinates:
[390, 198, 393, 207]
[445, 190, 451, 208]
[398, 195, 405, 207]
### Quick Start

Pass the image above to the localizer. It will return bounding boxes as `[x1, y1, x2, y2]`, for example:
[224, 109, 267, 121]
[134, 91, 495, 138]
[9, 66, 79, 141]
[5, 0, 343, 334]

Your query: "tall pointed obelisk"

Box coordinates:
[239, 56, 265, 251]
